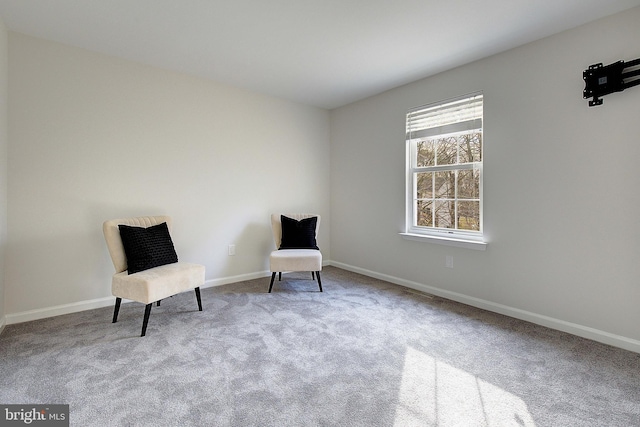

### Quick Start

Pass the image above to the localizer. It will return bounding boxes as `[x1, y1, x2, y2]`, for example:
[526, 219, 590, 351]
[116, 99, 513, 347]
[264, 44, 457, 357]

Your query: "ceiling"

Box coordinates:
[0, 0, 639, 109]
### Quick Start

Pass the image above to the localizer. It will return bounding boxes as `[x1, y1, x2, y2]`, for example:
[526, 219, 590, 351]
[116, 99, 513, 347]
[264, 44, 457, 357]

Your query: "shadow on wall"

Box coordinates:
[5, 230, 114, 314]
[5, 206, 278, 318]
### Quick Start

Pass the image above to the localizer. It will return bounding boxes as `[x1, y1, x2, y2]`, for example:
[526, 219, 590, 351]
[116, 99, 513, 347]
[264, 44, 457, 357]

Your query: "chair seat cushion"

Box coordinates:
[112, 262, 205, 304]
[270, 249, 322, 272]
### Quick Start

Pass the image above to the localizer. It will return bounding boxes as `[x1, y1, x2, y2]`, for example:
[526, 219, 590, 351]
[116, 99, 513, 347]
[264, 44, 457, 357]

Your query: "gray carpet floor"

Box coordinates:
[1, 266, 639, 426]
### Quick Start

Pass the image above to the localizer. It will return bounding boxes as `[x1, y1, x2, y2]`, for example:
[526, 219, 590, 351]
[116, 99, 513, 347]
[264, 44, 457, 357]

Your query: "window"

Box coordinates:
[404, 93, 485, 248]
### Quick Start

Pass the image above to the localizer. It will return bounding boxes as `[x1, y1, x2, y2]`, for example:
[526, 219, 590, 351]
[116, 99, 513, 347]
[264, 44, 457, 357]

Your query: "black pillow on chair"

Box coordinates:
[118, 222, 179, 274]
[279, 216, 319, 250]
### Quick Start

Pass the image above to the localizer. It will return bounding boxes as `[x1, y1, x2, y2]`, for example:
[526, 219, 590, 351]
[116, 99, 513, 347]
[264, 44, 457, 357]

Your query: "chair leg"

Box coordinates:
[195, 287, 202, 311]
[157, 300, 161, 307]
[141, 303, 152, 337]
[268, 272, 277, 293]
[112, 297, 122, 323]
[316, 271, 323, 292]
[312, 272, 315, 280]
[278, 272, 282, 281]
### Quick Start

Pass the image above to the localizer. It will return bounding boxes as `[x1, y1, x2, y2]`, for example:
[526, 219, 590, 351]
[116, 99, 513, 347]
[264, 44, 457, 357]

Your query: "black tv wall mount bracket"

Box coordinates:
[583, 58, 640, 106]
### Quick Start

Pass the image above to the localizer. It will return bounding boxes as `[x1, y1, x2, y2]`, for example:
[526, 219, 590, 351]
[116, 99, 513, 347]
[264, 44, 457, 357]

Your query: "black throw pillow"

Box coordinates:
[279, 215, 319, 250]
[118, 222, 178, 274]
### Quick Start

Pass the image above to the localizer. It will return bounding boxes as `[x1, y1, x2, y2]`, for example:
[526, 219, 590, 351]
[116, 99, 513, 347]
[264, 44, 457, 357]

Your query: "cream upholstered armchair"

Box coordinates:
[268, 214, 322, 293]
[103, 216, 205, 336]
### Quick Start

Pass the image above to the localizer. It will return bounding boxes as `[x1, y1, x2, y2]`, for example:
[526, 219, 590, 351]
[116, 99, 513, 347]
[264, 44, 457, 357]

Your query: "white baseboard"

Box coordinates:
[10, 261, 634, 354]
[202, 264, 331, 288]
[202, 270, 271, 288]
[329, 261, 640, 354]
[5, 296, 115, 325]
[3, 267, 330, 326]
[3, 276, 265, 326]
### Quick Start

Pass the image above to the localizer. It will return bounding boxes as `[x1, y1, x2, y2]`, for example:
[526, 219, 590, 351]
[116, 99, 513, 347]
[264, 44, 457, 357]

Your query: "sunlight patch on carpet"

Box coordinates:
[394, 346, 536, 426]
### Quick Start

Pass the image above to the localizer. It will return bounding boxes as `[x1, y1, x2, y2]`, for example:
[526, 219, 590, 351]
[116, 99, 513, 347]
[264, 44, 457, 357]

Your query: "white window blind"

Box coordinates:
[407, 94, 483, 140]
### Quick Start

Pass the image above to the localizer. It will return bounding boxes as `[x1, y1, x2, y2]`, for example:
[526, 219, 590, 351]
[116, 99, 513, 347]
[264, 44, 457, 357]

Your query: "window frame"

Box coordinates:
[402, 92, 487, 250]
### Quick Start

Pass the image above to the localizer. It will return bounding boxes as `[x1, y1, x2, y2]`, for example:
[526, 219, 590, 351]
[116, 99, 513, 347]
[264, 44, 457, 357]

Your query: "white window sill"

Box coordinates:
[400, 232, 487, 251]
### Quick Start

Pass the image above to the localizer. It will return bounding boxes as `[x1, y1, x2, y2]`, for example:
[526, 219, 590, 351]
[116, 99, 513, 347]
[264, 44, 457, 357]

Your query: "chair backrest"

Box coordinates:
[271, 214, 320, 249]
[103, 216, 172, 273]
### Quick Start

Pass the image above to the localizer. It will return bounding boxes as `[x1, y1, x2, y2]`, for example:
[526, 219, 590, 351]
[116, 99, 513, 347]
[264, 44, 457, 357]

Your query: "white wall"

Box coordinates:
[6, 33, 330, 319]
[330, 7, 640, 351]
[0, 17, 7, 331]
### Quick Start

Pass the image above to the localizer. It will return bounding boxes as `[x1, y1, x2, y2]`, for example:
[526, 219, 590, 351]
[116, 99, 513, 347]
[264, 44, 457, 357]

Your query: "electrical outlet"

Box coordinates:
[228, 244, 236, 256]
[446, 255, 453, 268]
